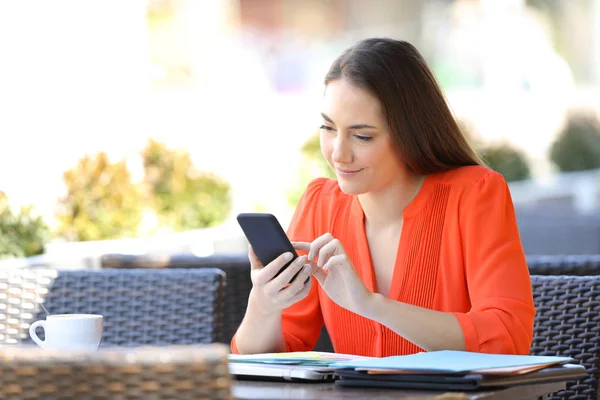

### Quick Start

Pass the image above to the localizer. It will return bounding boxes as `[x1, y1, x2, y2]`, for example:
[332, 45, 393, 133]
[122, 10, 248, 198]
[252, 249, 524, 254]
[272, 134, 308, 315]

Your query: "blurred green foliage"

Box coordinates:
[459, 120, 531, 182]
[300, 131, 335, 179]
[550, 111, 600, 172]
[142, 139, 231, 231]
[55, 152, 143, 241]
[479, 144, 531, 182]
[0, 191, 50, 259]
[287, 131, 335, 207]
[55, 141, 233, 241]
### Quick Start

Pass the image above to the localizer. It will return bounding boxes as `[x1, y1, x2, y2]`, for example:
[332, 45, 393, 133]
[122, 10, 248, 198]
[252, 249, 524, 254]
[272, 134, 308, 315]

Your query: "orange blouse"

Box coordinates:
[232, 165, 535, 356]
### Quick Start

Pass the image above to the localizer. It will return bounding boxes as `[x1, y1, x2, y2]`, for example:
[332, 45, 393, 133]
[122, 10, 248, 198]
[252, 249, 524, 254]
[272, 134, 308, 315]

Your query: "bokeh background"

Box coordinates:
[1, 0, 600, 267]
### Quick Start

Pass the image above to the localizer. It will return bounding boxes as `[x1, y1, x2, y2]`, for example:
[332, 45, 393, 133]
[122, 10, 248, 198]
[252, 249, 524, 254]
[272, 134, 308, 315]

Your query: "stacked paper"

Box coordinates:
[228, 351, 371, 367]
[330, 350, 573, 375]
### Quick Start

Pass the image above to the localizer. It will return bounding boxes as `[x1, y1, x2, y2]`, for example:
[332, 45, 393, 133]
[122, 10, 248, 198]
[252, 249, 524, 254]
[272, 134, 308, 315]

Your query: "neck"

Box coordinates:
[358, 173, 426, 228]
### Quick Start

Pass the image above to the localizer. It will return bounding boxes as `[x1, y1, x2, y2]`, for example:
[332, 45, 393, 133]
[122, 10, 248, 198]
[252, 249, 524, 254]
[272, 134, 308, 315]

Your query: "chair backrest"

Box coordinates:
[530, 275, 600, 400]
[101, 253, 250, 345]
[0, 268, 58, 345]
[100, 253, 337, 352]
[0, 268, 226, 346]
[0, 344, 231, 399]
[528, 255, 600, 276]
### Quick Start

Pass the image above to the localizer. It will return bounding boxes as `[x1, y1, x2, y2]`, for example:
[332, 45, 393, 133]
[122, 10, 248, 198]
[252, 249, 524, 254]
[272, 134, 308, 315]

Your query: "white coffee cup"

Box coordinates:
[29, 314, 103, 351]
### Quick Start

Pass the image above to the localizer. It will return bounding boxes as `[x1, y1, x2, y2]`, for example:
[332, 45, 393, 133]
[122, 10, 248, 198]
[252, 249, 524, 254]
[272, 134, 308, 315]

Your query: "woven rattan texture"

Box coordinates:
[101, 254, 253, 344]
[100, 253, 336, 351]
[0, 344, 232, 399]
[0, 268, 226, 347]
[531, 275, 600, 400]
[528, 255, 600, 276]
[0, 269, 58, 344]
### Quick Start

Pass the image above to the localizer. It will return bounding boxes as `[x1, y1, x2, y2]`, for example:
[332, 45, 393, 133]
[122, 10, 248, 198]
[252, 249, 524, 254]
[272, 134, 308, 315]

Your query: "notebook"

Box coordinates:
[335, 363, 586, 390]
[331, 350, 584, 390]
[330, 350, 574, 374]
[229, 363, 337, 382]
[228, 351, 369, 382]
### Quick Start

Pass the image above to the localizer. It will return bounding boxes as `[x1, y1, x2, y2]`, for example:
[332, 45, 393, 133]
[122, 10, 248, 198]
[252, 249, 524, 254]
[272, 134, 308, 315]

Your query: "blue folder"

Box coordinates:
[335, 364, 586, 390]
[330, 350, 573, 373]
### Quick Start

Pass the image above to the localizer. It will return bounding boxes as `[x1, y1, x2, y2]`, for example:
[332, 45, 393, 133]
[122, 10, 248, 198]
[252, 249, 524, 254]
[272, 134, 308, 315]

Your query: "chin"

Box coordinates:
[336, 179, 368, 195]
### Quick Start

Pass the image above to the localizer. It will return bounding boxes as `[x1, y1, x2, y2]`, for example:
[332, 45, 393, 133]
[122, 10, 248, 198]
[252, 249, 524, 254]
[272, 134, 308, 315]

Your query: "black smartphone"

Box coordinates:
[236, 213, 307, 284]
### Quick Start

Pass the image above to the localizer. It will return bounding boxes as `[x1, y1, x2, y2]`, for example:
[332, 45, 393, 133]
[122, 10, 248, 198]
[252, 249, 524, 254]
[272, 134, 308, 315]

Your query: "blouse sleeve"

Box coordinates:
[280, 178, 328, 352]
[452, 171, 535, 354]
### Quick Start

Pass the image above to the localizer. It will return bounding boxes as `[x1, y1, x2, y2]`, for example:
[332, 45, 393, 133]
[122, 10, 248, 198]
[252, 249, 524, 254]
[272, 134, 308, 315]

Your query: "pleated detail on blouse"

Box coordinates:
[381, 183, 451, 356]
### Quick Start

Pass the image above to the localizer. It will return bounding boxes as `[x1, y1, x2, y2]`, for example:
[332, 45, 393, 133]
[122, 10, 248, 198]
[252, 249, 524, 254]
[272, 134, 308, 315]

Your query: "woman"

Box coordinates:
[232, 38, 535, 357]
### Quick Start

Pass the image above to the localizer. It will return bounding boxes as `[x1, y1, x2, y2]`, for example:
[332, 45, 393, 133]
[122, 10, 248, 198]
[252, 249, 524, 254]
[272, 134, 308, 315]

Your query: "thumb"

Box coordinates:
[313, 268, 327, 286]
[248, 245, 263, 270]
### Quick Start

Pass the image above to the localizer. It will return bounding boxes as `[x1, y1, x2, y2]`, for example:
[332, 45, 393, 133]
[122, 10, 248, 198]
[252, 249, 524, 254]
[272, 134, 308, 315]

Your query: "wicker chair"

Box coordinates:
[100, 254, 250, 344]
[0, 344, 231, 399]
[527, 255, 600, 276]
[0, 268, 226, 347]
[100, 253, 336, 352]
[530, 275, 600, 400]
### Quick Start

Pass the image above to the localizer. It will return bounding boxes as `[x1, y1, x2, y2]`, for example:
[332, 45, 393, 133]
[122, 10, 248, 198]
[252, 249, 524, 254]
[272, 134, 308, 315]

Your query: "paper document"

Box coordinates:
[330, 350, 573, 374]
[363, 363, 557, 376]
[228, 351, 371, 367]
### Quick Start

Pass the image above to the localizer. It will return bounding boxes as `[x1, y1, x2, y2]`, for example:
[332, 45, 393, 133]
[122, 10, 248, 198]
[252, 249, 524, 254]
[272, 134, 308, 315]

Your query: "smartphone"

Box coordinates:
[236, 213, 307, 284]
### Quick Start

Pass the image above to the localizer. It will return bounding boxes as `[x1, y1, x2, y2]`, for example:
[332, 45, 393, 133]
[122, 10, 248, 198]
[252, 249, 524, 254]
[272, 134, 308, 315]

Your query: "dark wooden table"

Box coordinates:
[232, 380, 564, 400]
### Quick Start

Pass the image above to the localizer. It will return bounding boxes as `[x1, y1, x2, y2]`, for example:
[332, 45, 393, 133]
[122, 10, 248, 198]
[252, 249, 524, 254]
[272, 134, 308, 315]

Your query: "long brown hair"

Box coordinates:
[324, 38, 482, 174]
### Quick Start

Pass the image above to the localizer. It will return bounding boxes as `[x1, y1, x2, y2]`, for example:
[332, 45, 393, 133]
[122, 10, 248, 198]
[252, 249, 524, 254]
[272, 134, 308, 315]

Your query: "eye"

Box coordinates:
[319, 124, 334, 131]
[355, 135, 373, 142]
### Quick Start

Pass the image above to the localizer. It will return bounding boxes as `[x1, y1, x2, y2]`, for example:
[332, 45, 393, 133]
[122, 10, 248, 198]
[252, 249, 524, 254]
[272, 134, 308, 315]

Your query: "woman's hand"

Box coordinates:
[293, 233, 373, 315]
[247, 245, 314, 316]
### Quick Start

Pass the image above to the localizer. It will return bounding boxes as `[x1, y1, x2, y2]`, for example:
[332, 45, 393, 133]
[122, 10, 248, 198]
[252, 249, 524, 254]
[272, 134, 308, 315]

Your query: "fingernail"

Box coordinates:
[303, 265, 311, 273]
[284, 252, 293, 261]
[296, 255, 307, 265]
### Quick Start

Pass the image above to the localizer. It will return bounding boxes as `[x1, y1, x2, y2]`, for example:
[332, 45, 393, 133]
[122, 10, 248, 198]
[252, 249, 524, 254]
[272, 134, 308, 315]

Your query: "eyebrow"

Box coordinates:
[320, 113, 377, 130]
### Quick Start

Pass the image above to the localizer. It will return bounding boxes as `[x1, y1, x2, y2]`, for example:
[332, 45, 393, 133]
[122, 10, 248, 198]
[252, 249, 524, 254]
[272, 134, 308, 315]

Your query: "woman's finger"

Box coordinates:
[253, 252, 295, 285]
[291, 242, 310, 253]
[281, 278, 313, 308]
[274, 264, 311, 303]
[322, 253, 346, 271]
[248, 245, 263, 270]
[308, 233, 335, 261]
[312, 267, 328, 287]
[268, 255, 307, 290]
[317, 238, 340, 268]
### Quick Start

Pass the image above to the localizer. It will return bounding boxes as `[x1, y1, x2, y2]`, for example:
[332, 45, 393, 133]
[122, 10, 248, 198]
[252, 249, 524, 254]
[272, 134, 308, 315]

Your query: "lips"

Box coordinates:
[335, 167, 363, 177]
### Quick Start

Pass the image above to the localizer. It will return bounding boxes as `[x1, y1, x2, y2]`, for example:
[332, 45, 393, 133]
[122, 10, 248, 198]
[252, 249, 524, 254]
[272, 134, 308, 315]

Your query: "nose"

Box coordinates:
[331, 135, 353, 164]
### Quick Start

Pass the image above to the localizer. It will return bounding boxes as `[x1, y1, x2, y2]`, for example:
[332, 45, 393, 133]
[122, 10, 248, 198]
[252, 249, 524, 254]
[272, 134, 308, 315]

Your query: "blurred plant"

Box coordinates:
[300, 130, 335, 179]
[287, 131, 335, 207]
[479, 144, 531, 182]
[55, 152, 143, 241]
[142, 139, 231, 231]
[0, 192, 50, 259]
[550, 111, 600, 172]
[458, 119, 531, 182]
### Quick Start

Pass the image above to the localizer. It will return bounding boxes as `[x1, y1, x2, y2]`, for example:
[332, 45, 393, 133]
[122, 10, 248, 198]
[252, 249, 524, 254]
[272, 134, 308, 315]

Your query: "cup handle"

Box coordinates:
[29, 320, 47, 348]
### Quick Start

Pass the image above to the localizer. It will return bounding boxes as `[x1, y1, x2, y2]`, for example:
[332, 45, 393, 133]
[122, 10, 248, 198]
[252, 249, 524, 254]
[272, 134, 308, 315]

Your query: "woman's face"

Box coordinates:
[320, 78, 405, 195]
